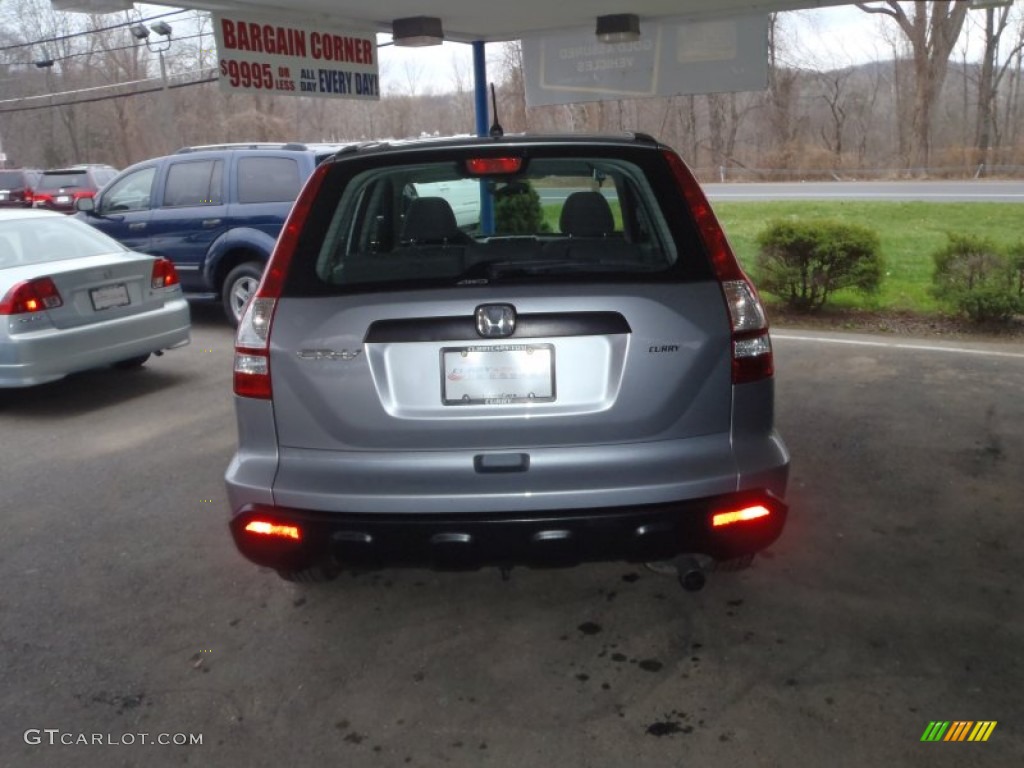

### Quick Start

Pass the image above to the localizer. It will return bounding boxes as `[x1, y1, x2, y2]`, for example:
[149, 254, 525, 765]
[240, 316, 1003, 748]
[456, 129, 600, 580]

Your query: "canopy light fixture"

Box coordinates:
[392, 16, 444, 47]
[596, 13, 640, 44]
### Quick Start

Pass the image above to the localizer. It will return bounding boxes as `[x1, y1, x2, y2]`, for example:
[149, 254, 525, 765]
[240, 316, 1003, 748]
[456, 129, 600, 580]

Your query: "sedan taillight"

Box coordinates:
[0, 277, 64, 315]
[151, 258, 180, 289]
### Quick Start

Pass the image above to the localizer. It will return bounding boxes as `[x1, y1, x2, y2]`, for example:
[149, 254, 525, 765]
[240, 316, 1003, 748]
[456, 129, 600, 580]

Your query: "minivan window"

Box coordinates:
[100, 167, 156, 213]
[237, 157, 301, 204]
[163, 159, 223, 207]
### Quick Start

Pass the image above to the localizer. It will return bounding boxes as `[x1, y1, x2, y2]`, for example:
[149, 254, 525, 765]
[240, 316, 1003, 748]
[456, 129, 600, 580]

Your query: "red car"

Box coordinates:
[0, 169, 42, 208]
[33, 165, 118, 213]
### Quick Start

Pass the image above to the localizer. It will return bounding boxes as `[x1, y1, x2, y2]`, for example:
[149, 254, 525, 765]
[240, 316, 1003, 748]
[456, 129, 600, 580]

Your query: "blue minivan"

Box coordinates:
[77, 143, 344, 323]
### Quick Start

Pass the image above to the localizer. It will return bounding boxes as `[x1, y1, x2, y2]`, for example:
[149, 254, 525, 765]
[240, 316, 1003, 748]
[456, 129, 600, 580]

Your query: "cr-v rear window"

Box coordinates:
[285, 147, 714, 295]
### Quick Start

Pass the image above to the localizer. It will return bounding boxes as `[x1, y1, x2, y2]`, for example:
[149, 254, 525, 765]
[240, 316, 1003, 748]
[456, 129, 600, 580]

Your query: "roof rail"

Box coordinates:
[174, 142, 312, 154]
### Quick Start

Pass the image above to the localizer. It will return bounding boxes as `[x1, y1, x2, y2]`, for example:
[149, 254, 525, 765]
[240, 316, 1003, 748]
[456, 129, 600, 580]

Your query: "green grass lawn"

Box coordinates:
[540, 199, 1021, 314]
[713, 201, 1024, 313]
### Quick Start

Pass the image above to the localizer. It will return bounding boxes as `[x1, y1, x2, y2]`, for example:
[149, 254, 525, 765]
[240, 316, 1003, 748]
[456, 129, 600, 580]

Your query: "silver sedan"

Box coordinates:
[0, 209, 190, 387]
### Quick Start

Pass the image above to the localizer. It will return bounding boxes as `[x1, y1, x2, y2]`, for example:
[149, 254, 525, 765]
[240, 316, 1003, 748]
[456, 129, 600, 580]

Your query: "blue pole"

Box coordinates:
[472, 41, 488, 137]
[472, 40, 495, 234]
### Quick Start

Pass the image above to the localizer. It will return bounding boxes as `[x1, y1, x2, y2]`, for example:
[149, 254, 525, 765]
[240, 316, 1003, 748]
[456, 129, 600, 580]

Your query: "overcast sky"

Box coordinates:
[376, 3, 1020, 96]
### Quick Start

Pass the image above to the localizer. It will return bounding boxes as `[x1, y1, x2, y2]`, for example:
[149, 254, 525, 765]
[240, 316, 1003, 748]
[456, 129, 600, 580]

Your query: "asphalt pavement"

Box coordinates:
[1, 306, 1021, 767]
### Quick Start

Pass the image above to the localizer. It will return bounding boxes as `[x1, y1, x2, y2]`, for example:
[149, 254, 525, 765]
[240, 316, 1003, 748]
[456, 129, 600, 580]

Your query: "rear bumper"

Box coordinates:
[229, 490, 788, 572]
[0, 297, 190, 387]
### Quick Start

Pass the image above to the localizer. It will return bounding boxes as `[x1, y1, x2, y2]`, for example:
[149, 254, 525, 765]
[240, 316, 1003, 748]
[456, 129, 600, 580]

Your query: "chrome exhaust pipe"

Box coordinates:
[675, 555, 707, 592]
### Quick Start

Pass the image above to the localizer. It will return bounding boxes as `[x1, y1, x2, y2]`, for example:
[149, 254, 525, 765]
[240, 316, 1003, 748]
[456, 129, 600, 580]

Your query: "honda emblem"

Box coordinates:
[475, 304, 516, 338]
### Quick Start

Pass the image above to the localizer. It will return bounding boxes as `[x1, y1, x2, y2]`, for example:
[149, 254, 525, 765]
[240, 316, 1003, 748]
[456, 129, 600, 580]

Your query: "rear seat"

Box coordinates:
[544, 190, 641, 263]
[340, 197, 472, 283]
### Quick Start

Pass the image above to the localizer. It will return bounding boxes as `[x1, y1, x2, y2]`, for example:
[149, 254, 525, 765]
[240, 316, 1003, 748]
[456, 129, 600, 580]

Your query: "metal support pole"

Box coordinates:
[473, 41, 488, 137]
[157, 50, 179, 152]
[472, 40, 495, 234]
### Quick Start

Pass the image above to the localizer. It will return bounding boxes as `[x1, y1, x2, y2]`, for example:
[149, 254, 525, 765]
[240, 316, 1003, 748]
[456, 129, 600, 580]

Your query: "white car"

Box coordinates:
[0, 209, 190, 388]
[411, 179, 481, 228]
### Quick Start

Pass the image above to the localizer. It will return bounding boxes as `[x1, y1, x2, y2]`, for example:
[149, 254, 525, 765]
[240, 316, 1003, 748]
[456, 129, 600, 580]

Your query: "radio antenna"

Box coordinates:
[489, 83, 504, 138]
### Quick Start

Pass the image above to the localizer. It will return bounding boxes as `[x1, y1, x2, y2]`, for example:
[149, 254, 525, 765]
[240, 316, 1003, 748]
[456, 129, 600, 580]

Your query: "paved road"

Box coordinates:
[1, 309, 1021, 767]
[538, 181, 1024, 204]
[702, 180, 1024, 203]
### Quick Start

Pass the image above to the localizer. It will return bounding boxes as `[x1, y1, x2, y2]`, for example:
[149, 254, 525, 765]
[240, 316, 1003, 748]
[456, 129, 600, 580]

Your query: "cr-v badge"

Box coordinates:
[296, 349, 362, 361]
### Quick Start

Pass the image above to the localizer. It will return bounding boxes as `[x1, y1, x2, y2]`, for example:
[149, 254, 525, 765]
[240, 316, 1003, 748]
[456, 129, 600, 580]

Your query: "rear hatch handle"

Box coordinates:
[474, 453, 530, 473]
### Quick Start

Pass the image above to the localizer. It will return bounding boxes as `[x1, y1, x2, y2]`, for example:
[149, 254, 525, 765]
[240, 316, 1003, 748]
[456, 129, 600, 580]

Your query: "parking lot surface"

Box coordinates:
[1, 306, 1021, 767]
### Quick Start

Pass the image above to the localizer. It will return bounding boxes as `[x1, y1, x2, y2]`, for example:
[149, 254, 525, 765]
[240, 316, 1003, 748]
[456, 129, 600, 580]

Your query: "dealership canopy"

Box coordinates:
[51, 0, 854, 42]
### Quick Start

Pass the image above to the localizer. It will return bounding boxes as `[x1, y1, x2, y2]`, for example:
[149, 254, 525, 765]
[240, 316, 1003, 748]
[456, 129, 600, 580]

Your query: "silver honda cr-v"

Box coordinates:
[225, 134, 789, 588]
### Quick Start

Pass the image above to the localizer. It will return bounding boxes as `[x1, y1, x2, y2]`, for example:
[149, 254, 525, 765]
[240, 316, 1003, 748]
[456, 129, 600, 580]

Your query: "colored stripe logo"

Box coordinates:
[921, 721, 997, 742]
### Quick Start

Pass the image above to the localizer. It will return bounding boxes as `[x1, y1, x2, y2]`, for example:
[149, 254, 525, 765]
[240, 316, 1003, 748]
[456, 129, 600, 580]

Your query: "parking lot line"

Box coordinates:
[772, 332, 1024, 360]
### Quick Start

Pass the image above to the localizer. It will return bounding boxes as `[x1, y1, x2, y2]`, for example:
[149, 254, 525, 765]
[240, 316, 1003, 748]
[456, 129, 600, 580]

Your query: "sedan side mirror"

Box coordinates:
[75, 196, 96, 213]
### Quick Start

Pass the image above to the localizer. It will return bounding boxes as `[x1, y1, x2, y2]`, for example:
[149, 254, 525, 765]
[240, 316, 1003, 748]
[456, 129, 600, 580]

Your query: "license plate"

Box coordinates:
[0, 192, 8, 201]
[90, 283, 130, 311]
[56, 195, 71, 204]
[441, 344, 555, 405]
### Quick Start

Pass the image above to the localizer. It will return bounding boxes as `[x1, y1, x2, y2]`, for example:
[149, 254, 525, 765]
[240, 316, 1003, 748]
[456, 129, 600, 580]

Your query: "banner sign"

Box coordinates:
[522, 15, 768, 106]
[212, 13, 379, 100]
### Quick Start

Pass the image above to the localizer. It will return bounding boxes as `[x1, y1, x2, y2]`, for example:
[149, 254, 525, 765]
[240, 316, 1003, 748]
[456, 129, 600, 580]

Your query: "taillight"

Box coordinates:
[723, 280, 774, 384]
[663, 149, 773, 384]
[244, 520, 302, 541]
[233, 163, 330, 399]
[234, 297, 276, 399]
[0, 277, 63, 315]
[712, 504, 772, 528]
[151, 257, 180, 289]
[24, 188, 34, 203]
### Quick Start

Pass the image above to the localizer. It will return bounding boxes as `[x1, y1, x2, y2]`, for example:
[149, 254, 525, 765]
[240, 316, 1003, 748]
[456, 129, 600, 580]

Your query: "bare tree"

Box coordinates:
[1004, 14, 1024, 152]
[974, 4, 1024, 170]
[856, 0, 970, 173]
[494, 42, 527, 133]
[763, 13, 801, 157]
[817, 68, 853, 167]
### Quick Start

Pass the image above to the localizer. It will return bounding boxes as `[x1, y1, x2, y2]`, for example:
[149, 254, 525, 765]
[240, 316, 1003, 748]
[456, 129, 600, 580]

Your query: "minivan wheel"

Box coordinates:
[222, 262, 263, 326]
[276, 564, 339, 583]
